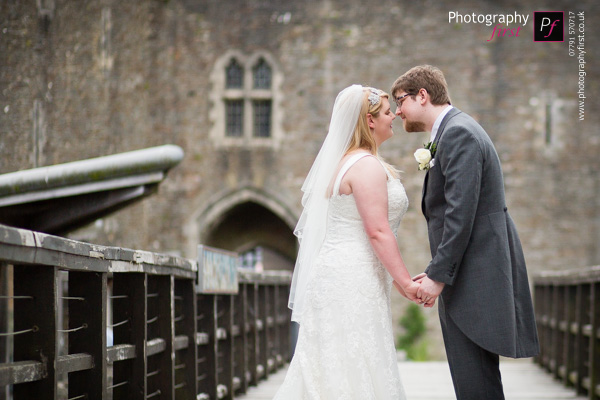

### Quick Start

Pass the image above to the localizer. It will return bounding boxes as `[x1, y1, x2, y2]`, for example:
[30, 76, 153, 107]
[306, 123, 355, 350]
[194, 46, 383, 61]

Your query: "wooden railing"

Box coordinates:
[534, 266, 600, 399]
[0, 224, 292, 399]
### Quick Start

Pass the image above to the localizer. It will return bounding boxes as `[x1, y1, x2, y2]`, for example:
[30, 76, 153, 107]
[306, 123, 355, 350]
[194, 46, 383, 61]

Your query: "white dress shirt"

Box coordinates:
[430, 105, 454, 143]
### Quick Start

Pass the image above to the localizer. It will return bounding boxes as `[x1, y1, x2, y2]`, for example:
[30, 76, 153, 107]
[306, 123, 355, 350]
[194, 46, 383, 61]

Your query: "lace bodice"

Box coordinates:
[310, 175, 408, 308]
[324, 176, 408, 261]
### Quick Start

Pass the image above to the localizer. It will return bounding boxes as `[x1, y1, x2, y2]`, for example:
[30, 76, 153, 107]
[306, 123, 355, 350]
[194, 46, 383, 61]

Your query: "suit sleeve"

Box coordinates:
[426, 125, 483, 285]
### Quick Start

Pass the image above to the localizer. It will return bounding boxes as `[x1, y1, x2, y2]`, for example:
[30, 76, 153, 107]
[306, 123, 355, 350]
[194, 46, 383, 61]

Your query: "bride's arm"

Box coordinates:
[343, 157, 419, 301]
[393, 280, 409, 298]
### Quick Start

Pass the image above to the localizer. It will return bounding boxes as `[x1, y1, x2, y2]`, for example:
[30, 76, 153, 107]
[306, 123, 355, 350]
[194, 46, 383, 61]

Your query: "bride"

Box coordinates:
[274, 85, 419, 399]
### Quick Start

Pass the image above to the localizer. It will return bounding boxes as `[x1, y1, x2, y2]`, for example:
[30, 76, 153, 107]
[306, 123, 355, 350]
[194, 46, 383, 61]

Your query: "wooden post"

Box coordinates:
[67, 271, 108, 399]
[257, 283, 269, 381]
[112, 273, 148, 400]
[574, 283, 587, 395]
[215, 295, 234, 400]
[276, 283, 291, 364]
[146, 275, 175, 400]
[267, 285, 278, 372]
[566, 284, 577, 388]
[0, 264, 9, 400]
[233, 283, 248, 395]
[546, 284, 554, 371]
[196, 294, 217, 400]
[174, 278, 198, 400]
[554, 284, 565, 379]
[579, 283, 592, 396]
[535, 284, 550, 369]
[13, 265, 58, 400]
[590, 282, 600, 400]
[246, 282, 259, 387]
[533, 283, 542, 366]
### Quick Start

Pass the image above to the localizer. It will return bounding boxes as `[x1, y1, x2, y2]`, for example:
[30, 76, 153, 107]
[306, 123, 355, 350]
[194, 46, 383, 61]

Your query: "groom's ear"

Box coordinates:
[417, 88, 429, 105]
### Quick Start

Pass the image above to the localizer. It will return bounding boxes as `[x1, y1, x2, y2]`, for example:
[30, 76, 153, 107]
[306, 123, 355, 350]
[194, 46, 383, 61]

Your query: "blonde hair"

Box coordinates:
[345, 87, 399, 178]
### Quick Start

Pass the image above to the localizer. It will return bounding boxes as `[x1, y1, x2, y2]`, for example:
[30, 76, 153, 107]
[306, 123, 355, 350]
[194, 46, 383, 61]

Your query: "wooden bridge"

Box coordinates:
[0, 223, 291, 400]
[0, 222, 597, 399]
[237, 359, 587, 400]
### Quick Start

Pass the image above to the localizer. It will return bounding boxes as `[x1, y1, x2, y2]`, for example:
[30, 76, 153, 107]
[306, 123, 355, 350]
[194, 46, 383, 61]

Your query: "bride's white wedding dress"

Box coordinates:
[274, 153, 408, 400]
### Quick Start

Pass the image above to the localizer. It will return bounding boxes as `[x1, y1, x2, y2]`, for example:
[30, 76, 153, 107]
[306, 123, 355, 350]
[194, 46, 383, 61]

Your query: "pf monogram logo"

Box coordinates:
[534, 11, 564, 42]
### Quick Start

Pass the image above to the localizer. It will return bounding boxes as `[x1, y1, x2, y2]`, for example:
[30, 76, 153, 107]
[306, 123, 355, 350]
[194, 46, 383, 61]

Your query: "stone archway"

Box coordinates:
[194, 187, 297, 271]
[204, 201, 295, 271]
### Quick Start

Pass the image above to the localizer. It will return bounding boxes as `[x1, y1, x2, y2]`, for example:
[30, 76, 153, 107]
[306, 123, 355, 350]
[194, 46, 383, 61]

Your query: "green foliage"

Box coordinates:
[396, 303, 429, 361]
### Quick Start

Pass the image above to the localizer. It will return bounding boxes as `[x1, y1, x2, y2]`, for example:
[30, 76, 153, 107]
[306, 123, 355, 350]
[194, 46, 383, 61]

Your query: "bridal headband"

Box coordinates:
[368, 88, 382, 106]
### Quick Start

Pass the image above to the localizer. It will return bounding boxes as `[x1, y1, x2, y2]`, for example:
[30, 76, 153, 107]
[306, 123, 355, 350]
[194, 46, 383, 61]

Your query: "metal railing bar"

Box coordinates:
[146, 369, 160, 378]
[174, 314, 184, 322]
[107, 380, 129, 390]
[146, 389, 161, 399]
[109, 319, 130, 328]
[57, 323, 88, 333]
[0, 326, 38, 337]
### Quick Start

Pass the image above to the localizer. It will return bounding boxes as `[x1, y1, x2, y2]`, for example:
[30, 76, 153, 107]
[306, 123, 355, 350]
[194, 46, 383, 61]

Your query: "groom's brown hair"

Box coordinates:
[391, 65, 451, 106]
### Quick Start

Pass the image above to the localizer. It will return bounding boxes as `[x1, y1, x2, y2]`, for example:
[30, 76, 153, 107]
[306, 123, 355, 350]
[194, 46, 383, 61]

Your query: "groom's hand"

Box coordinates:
[412, 272, 427, 282]
[416, 276, 445, 308]
[411, 273, 435, 306]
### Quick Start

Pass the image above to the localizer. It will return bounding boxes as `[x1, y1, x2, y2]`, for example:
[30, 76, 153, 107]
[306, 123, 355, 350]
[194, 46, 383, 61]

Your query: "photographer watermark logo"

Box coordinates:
[534, 11, 564, 42]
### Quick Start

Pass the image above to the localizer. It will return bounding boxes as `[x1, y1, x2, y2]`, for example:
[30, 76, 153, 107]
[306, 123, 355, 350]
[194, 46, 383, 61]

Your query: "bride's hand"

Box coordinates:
[401, 281, 421, 302]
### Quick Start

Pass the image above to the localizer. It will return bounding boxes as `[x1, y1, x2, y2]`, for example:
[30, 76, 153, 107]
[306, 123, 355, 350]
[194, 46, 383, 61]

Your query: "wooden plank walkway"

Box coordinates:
[237, 359, 586, 400]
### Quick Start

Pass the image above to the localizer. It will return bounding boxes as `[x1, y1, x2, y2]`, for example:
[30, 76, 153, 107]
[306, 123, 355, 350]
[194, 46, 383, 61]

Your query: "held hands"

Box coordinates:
[393, 280, 420, 303]
[414, 274, 445, 308]
[404, 281, 421, 302]
[394, 273, 443, 307]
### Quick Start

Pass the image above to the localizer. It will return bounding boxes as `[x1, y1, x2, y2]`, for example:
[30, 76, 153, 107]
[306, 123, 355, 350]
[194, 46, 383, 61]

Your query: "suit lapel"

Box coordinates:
[421, 108, 462, 217]
[421, 171, 429, 216]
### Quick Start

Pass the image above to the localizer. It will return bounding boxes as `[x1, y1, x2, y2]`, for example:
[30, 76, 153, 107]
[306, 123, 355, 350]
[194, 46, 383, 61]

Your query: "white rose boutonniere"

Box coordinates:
[414, 142, 437, 170]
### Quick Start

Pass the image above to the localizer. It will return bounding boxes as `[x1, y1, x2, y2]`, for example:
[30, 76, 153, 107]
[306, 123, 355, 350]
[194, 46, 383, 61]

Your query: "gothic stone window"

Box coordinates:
[253, 100, 271, 138]
[225, 59, 244, 137]
[210, 51, 282, 147]
[253, 58, 271, 89]
[226, 58, 243, 89]
[225, 99, 244, 137]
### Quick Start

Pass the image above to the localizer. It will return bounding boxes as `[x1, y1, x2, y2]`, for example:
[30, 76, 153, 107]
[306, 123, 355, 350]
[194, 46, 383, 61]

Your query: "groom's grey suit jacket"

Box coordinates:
[423, 107, 539, 358]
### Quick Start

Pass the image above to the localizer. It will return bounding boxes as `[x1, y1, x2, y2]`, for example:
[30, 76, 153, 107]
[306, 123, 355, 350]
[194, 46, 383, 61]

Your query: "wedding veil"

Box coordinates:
[289, 84, 366, 323]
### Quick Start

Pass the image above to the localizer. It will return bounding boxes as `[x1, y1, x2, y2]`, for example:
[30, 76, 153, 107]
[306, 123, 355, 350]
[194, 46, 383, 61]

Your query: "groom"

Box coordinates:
[391, 65, 539, 399]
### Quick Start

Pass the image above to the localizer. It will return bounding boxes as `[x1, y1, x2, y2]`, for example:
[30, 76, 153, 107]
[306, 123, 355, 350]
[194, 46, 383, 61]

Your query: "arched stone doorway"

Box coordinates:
[195, 187, 297, 272]
[204, 201, 295, 271]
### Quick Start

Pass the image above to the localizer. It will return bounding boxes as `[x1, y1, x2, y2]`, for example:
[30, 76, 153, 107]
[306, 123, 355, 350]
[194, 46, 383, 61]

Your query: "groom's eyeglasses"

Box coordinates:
[394, 93, 414, 108]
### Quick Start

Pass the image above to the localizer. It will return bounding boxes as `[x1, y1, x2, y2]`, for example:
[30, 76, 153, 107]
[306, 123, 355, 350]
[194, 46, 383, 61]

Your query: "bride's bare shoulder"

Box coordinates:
[350, 156, 385, 178]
